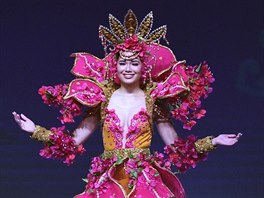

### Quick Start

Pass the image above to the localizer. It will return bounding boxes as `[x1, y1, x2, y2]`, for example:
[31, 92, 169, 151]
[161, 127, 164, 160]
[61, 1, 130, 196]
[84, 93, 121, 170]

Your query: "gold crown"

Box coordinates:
[99, 10, 167, 45]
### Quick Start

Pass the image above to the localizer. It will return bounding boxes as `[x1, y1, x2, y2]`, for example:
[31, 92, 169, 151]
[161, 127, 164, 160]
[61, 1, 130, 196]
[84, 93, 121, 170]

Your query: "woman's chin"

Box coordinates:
[120, 78, 140, 86]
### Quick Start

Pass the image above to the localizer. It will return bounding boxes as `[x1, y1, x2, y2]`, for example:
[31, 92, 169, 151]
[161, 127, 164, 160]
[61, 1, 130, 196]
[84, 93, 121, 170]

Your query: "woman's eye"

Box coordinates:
[118, 62, 126, 65]
[132, 62, 139, 66]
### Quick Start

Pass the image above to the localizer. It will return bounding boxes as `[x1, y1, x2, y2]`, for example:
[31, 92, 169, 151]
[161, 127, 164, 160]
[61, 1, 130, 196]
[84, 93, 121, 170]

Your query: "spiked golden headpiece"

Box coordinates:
[99, 10, 167, 46]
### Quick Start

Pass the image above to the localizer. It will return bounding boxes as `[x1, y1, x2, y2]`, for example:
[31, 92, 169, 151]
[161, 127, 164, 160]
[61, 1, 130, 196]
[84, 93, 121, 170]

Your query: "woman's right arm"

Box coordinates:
[12, 111, 100, 145]
[72, 114, 100, 145]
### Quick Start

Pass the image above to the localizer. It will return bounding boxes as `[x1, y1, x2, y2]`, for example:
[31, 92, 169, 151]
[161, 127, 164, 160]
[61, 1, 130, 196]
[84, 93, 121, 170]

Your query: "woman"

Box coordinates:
[13, 10, 241, 198]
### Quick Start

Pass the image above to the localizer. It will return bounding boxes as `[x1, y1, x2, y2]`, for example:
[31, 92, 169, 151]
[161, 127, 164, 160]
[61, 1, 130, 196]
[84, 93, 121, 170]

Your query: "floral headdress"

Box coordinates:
[99, 10, 168, 51]
[99, 10, 171, 83]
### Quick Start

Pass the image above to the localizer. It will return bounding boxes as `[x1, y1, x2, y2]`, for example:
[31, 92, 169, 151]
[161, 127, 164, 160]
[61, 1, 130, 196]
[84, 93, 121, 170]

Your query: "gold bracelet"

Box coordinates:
[31, 125, 52, 143]
[194, 136, 216, 154]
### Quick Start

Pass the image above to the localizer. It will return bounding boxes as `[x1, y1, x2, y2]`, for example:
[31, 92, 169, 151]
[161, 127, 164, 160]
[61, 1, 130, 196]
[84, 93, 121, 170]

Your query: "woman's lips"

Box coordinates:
[123, 74, 135, 79]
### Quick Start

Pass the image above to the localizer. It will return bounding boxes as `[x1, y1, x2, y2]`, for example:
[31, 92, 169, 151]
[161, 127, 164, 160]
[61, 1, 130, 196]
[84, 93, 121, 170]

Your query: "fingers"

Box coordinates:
[21, 114, 29, 121]
[12, 112, 21, 123]
[228, 133, 242, 145]
[237, 133, 243, 138]
[227, 134, 237, 138]
[226, 134, 242, 139]
[12, 112, 28, 128]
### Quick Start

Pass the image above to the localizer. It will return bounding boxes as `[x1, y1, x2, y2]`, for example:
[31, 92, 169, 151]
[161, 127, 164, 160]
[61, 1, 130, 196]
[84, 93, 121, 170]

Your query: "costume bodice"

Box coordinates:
[102, 89, 153, 151]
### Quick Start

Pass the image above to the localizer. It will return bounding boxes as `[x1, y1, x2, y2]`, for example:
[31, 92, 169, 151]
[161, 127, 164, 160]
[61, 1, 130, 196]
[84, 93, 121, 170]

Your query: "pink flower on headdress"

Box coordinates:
[115, 35, 147, 57]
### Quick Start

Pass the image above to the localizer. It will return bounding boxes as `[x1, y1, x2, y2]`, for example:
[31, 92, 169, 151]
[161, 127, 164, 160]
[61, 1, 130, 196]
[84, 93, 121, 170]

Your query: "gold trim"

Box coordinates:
[124, 10, 138, 36]
[144, 82, 156, 133]
[109, 14, 126, 40]
[146, 25, 167, 44]
[99, 25, 119, 44]
[138, 11, 153, 38]
[103, 148, 150, 159]
[100, 81, 116, 121]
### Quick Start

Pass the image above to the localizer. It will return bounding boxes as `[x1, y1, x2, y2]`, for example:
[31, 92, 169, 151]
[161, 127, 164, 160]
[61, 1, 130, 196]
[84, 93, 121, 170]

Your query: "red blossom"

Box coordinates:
[164, 135, 208, 173]
[183, 120, 197, 130]
[169, 62, 214, 130]
[39, 126, 85, 165]
[38, 84, 82, 123]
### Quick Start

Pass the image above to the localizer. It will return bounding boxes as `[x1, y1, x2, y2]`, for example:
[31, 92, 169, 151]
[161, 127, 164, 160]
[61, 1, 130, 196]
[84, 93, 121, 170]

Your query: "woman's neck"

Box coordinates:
[118, 83, 142, 94]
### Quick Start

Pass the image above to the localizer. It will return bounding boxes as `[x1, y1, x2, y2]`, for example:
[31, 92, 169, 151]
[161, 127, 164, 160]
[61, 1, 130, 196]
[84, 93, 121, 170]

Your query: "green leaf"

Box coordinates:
[82, 178, 88, 183]
[195, 63, 202, 73]
[115, 157, 124, 165]
[45, 91, 54, 99]
[128, 183, 134, 189]
[128, 153, 134, 158]
[130, 170, 138, 178]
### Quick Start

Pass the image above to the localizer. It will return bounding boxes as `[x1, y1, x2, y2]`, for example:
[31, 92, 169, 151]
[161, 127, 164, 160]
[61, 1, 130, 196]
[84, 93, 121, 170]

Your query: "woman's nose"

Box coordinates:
[125, 64, 131, 72]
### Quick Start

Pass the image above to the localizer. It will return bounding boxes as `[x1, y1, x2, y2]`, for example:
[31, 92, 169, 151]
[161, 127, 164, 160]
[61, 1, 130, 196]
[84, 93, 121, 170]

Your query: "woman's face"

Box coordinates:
[117, 52, 142, 86]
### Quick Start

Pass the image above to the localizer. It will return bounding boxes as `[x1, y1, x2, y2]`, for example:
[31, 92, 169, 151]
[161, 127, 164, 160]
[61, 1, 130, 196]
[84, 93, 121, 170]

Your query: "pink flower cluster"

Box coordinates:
[39, 126, 85, 165]
[124, 152, 159, 189]
[84, 151, 167, 194]
[170, 62, 215, 130]
[153, 152, 172, 170]
[83, 141, 208, 194]
[104, 108, 149, 148]
[85, 156, 114, 194]
[38, 84, 82, 123]
[164, 135, 207, 173]
[74, 81, 105, 105]
[115, 35, 147, 58]
[126, 109, 149, 148]
[104, 108, 123, 148]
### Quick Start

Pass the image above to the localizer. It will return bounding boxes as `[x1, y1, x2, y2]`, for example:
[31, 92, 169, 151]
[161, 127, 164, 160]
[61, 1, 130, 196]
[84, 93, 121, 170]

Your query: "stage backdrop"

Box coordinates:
[1, 0, 263, 197]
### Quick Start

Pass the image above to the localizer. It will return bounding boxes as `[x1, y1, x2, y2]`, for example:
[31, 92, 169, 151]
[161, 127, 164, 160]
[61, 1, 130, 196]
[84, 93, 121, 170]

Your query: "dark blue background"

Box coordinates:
[1, 0, 263, 197]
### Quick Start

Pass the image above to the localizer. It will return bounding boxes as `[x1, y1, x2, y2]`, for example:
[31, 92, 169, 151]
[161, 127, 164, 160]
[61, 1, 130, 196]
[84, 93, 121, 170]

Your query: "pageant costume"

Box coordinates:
[32, 10, 215, 198]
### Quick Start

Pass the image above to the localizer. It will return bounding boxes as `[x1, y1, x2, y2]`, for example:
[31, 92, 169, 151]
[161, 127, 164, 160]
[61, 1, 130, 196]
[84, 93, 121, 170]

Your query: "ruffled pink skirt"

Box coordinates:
[75, 162, 185, 198]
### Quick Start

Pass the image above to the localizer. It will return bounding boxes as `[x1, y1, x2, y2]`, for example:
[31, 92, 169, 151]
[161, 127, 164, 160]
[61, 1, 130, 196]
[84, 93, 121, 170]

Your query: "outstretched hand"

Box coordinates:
[212, 133, 242, 146]
[12, 112, 35, 133]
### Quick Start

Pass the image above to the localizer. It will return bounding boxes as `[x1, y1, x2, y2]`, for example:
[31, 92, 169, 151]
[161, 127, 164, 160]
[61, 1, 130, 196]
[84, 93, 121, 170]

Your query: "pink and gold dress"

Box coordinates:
[37, 44, 215, 198]
[75, 94, 186, 197]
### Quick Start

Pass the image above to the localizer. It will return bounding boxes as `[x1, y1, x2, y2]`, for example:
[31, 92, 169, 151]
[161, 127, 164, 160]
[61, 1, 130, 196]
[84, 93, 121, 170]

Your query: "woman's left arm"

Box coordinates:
[157, 119, 242, 146]
[156, 120, 179, 145]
